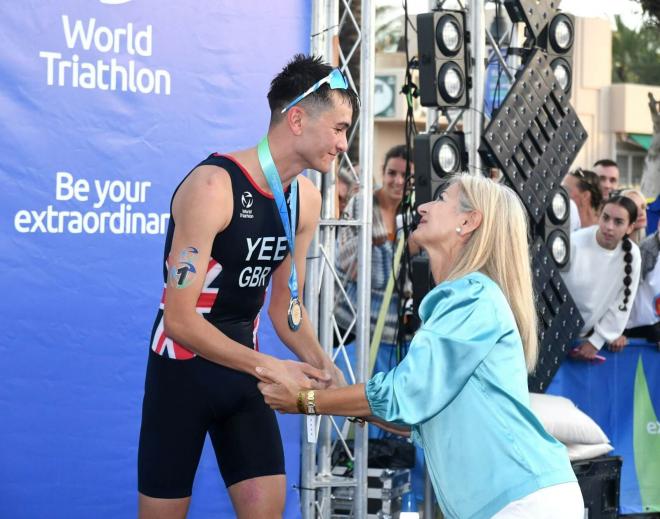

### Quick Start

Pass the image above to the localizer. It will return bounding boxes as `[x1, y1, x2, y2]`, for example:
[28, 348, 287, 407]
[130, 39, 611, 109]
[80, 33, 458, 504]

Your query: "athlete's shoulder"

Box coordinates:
[297, 174, 321, 209]
[172, 163, 233, 230]
[182, 163, 232, 198]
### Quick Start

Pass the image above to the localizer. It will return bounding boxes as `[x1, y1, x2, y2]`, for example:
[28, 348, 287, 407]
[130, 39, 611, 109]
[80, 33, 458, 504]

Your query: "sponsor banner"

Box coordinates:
[548, 342, 660, 514]
[0, 1, 310, 517]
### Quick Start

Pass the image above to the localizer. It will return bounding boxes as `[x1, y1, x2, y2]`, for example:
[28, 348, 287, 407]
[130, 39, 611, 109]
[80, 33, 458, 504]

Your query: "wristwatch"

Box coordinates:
[306, 390, 317, 415]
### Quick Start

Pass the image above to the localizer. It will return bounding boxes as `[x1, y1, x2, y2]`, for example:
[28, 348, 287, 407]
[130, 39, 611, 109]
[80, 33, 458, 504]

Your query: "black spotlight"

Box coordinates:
[504, 0, 555, 40]
[417, 10, 470, 108]
[414, 131, 468, 206]
[480, 49, 587, 224]
[541, 13, 575, 96]
[527, 237, 584, 393]
[537, 187, 571, 270]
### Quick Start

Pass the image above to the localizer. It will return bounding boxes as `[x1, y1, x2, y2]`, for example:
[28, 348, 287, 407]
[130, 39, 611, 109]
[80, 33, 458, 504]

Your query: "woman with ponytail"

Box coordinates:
[257, 174, 583, 519]
[562, 168, 603, 228]
[561, 196, 641, 360]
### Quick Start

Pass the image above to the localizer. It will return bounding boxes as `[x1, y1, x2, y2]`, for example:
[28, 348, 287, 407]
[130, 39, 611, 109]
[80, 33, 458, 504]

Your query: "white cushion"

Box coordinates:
[529, 393, 610, 445]
[565, 442, 614, 461]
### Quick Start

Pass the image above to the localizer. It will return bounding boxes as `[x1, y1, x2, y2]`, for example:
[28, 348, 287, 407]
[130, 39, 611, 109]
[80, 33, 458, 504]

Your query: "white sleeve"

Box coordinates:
[570, 199, 581, 231]
[591, 245, 642, 348]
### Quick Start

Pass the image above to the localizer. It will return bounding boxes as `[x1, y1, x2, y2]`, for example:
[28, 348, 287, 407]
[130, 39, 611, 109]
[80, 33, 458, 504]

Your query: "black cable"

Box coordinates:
[388, 0, 419, 362]
[493, 1, 503, 112]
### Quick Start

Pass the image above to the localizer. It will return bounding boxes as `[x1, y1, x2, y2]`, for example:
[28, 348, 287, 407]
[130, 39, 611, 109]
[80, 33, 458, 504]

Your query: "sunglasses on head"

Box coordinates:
[281, 68, 349, 114]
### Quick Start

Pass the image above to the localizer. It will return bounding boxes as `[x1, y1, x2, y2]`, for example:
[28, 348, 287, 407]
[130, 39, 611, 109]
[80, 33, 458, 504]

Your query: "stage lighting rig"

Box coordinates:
[480, 49, 586, 225]
[479, 46, 586, 391]
[537, 186, 571, 270]
[528, 237, 584, 392]
[540, 13, 575, 95]
[413, 131, 468, 206]
[503, 0, 556, 41]
[417, 9, 471, 108]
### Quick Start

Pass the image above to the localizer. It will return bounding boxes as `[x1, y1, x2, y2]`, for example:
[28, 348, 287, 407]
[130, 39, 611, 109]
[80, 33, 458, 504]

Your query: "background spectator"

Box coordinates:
[562, 169, 602, 228]
[614, 219, 660, 350]
[621, 188, 648, 244]
[593, 158, 620, 200]
[337, 166, 358, 217]
[561, 196, 641, 360]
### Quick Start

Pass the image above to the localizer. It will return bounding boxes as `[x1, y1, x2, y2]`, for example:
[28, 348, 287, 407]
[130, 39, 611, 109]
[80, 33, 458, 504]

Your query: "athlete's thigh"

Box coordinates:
[138, 494, 191, 519]
[208, 383, 286, 488]
[138, 351, 210, 498]
[228, 474, 286, 519]
[208, 371, 287, 516]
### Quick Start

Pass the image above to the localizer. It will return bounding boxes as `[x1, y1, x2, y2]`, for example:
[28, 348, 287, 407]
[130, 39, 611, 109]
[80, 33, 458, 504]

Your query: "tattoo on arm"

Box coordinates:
[168, 246, 199, 289]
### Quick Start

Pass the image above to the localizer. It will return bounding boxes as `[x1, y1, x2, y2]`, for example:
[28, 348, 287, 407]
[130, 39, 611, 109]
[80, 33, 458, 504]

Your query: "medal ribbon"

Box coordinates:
[257, 136, 299, 302]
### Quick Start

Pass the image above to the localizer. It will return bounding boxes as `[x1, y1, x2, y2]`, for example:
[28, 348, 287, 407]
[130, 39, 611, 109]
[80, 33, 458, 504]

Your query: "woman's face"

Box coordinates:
[380, 157, 407, 204]
[562, 174, 590, 208]
[596, 202, 635, 250]
[626, 192, 647, 231]
[562, 175, 580, 203]
[413, 182, 465, 250]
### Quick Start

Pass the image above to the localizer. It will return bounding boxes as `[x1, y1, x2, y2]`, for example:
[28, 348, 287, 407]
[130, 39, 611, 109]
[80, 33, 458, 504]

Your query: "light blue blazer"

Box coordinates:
[366, 272, 576, 519]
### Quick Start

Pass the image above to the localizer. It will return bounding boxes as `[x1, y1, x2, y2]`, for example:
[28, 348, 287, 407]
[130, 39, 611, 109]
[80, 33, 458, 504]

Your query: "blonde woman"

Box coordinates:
[621, 188, 647, 244]
[257, 174, 583, 519]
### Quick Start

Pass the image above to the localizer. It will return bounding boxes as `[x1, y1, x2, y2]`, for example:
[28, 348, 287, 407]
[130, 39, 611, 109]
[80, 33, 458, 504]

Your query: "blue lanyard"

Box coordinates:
[257, 136, 298, 300]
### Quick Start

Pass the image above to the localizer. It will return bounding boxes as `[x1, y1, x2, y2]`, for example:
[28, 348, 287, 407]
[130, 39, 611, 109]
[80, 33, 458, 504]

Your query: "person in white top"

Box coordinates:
[618, 220, 660, 347]
[561, 196, 641, 361]
[569, 199, 581, 232]
[607, 189, 649, 351]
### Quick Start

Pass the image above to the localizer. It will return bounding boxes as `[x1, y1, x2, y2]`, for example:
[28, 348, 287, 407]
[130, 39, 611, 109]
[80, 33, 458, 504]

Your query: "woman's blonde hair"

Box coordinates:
[621, 188, 647, 244]
[445, 174, 538, 372]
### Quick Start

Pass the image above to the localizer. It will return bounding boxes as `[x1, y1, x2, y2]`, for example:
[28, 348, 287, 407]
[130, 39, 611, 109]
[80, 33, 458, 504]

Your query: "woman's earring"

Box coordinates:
[455, 226, 462, 234]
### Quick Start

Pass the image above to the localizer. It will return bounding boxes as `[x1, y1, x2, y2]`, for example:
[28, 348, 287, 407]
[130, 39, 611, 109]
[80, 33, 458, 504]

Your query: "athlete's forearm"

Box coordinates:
[268, 302, 331, 369]
[164, 310, 279, 374]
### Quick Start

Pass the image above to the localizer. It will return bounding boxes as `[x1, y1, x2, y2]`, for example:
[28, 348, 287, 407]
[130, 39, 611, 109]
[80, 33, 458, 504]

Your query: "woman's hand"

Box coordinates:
[256, 366, 302, 413]
[568, 341, 599, 361]
[608, 335, 627, 352]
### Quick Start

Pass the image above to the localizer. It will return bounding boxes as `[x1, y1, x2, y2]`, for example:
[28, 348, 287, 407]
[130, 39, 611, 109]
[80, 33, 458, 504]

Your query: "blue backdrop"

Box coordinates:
[548, 342, 660, 515]
[0, 2, 311, 517]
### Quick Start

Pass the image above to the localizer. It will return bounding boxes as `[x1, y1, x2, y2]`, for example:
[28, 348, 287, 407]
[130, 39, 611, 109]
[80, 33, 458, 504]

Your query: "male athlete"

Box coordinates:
[138, 55, 358, 518]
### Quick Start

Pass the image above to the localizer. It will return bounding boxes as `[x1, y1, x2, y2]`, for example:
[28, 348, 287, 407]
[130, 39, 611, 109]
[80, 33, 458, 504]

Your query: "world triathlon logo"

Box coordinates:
[240, 191, 254, 219]
[241, 191, 254, 209]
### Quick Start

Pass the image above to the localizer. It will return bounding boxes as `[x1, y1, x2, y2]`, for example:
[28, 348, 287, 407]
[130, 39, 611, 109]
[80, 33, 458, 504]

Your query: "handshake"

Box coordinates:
[253, 359, 342, 414]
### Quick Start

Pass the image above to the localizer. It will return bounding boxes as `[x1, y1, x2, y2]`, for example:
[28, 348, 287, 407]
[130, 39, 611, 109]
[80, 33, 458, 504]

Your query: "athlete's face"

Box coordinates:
[302, 92, 352, 172]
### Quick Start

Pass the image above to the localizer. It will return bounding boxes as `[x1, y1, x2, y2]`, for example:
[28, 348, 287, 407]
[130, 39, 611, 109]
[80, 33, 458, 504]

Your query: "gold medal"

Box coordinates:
[288, 297, 302, 331]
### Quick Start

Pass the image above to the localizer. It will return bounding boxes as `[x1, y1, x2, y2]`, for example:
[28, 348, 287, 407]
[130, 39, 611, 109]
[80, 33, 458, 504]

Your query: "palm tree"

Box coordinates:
[637, 0, 660, 26]
[612, 15, 660, 84]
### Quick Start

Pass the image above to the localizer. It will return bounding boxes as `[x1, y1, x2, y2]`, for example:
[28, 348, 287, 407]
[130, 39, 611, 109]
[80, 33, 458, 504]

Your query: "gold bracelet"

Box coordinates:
[306, 390, 317, 415]
[296, 391, 306, 414]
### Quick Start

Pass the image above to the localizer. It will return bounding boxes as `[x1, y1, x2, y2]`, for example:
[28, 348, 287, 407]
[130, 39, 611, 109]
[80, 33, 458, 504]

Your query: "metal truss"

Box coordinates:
[301, 1, 374, 518]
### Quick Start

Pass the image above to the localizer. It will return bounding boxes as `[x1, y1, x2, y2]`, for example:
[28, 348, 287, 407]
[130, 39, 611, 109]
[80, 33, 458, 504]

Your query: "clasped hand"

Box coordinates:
[255, 365, 301, 413]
